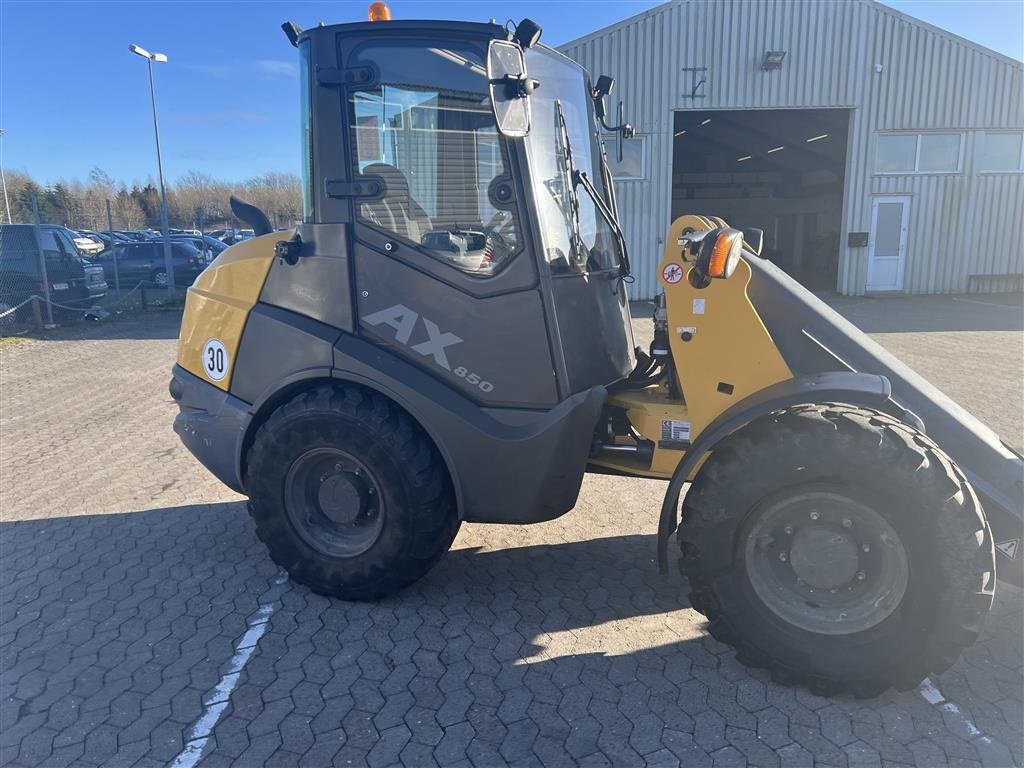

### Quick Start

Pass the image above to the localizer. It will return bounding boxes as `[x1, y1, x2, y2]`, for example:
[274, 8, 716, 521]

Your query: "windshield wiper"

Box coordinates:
[572, 169, 631, 279]
[553, 101, 587, 267]
[554, 101, 631, 279]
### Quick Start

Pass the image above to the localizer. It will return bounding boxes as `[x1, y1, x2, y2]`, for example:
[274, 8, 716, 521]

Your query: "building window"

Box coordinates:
[602, 135, 647, 180]
[978, 132, 1024, 172]
[875, 133, 962, 174]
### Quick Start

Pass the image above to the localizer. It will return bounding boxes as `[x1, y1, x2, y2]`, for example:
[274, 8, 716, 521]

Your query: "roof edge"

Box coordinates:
[555, 0, 1022, 70]
[556, 0, 677, 51]
[870, 0, 1022, 69]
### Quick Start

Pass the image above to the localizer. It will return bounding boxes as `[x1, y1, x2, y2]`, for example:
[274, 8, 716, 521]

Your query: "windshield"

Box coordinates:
[523, 47, 621, 273]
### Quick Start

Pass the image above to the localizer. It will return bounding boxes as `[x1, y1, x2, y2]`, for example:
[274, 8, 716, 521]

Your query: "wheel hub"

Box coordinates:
[789, 524, 859, 589]
[744, 491, 910, 635]
[317, 472, 370, 525]
[284, 448, 384, 558]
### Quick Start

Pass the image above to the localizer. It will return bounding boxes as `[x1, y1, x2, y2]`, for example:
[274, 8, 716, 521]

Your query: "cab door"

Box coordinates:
[331, 30, 560, 409]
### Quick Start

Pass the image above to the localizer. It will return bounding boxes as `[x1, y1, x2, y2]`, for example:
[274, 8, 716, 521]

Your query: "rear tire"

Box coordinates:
[678, 403, 995, 697]
[245, 384, 459, 600]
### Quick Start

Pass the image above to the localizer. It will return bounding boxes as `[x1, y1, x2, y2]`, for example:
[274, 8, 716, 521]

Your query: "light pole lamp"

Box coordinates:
[129, 43, 175, 294]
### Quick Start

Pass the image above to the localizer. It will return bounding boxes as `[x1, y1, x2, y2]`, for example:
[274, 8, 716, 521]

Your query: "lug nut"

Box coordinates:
[841, 518, 852, 528]
[783, 525, 793, 535]
[809, 511, 820, 521]
[856, 571, 866, 581]
[862, 543, 870, 553]
[779, 552, 788, 562]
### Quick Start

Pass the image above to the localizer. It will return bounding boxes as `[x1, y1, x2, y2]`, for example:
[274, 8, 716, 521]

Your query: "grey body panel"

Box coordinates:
[550, 271, 636, 395]
[260, 224, 354, 331]
[170, 364, 250, 493]
[354, 241, 559, 408]
[746, 256, 1023, 585]
[230, 303, 340, 407]
[218, 303, 605, 525]
[331, 332, 606, 524]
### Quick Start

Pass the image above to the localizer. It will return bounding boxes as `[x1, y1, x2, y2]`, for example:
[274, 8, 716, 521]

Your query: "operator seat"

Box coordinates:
[361, 163, 433, 244]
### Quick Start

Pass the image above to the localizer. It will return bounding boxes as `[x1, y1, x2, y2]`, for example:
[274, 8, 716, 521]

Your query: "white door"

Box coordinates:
[867, 196, 910, 291]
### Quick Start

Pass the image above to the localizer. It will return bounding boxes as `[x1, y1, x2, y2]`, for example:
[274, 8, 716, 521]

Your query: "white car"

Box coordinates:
[73, 232, 105, 255]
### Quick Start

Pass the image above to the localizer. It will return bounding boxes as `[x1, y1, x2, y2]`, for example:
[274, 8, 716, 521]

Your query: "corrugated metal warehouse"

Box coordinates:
[559, 0, 1024, 298]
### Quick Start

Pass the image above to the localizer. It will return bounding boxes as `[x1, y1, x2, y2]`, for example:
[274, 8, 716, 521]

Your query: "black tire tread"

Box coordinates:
[246, 383, 458, 600]
[678, 403, 995, 697]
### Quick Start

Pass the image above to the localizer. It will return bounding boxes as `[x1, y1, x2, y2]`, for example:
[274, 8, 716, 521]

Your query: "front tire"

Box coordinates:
[246, 384, 459, 600]
[678, 403, 995, 697]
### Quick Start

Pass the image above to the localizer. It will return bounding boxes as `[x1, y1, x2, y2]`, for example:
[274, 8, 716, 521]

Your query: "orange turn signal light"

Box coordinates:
[708, 230, 741, 278]
[368, 1, 391, 21]
[695, 227, 743, 280]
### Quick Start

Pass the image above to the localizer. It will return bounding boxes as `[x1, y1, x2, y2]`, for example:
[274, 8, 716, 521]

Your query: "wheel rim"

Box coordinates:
[744, 491, 909, 635]
[284, 447, 385, 558]
[153, 270, 168, 287]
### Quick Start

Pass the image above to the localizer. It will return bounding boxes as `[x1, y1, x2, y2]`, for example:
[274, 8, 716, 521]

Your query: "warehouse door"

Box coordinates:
[671, 109, 850, 292]
[867, 196, 909, 291]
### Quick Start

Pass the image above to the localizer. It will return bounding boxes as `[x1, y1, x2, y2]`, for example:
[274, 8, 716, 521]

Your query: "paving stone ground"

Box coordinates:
[1, 296, 1022, 767]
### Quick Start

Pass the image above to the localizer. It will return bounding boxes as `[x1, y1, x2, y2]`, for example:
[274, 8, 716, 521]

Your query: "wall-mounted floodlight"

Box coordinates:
[761, 50, 786, 70]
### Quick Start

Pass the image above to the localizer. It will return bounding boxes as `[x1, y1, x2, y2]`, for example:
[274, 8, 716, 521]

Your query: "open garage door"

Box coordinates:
[671, 109, 850, 292]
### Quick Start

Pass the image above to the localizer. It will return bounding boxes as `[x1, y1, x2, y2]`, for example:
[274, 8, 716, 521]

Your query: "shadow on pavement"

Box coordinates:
[2, 502, 1022, 766]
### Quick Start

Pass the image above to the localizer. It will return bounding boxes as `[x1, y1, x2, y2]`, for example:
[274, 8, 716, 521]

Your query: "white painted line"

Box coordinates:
[169, 570, 289, 768]
[942, 702, 983, 737]
[918, 677, 945, 704]
[918, 676, 997, 749]
[951, 296, 1022, 310]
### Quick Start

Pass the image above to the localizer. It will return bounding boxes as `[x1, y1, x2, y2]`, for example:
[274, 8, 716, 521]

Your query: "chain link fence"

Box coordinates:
[1, 199, 187, 338]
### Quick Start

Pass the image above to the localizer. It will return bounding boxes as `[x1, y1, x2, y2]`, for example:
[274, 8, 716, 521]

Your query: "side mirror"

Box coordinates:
[487, 40, 534, 138]
[742, 227, 764, 257]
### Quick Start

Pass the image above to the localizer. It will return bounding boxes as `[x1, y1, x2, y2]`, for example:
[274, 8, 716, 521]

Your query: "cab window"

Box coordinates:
[347, 40, 521, 277]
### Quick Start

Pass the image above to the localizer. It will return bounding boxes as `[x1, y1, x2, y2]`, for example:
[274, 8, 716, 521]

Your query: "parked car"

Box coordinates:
[72, 231, 105, 255]
[170, 234, 228, 263]
[209, 228, 255, 244]
[0, 224, 107, 318]
[91, 240, 207, 287]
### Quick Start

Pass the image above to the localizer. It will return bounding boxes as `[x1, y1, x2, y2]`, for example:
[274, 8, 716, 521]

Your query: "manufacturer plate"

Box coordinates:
[661, 419, 692, 443]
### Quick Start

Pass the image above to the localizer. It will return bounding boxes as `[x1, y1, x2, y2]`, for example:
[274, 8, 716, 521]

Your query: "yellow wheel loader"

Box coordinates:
[170, 9, 1022, 696]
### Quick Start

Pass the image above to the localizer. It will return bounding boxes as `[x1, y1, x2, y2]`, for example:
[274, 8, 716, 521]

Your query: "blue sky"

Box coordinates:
[2, 0, 1021, 187]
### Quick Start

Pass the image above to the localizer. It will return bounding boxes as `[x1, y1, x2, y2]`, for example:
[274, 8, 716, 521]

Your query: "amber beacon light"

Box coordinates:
[368, 2, 392, 21]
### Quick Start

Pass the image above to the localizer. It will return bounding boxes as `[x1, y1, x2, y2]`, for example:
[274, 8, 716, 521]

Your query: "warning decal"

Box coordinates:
[662, 263, 684, 285]
[995, 539, 1019, 560]
[661, 419, 692, 443]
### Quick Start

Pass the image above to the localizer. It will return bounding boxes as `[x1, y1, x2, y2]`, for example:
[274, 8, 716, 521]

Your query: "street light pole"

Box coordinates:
[129, 43, 175, 295]
[0, 129, 12, 224]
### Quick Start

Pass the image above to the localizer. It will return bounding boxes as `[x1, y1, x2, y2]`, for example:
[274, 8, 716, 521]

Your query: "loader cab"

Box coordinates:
[295, 19, 634, 409]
